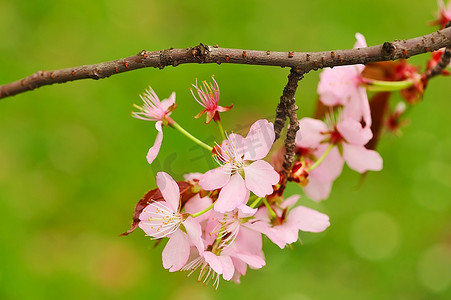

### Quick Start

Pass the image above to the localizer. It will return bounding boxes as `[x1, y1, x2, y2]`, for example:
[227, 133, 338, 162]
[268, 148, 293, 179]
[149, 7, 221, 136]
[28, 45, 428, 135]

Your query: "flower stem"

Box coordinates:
[249, 197, 263, 208]
[362, 78, 415, 92]
[309, 144, 334, 171]
[263, 198, 277, 219]
[215, 119, 227, 141]
[170, 121, 213, 152]
[191, 203, 215, 218]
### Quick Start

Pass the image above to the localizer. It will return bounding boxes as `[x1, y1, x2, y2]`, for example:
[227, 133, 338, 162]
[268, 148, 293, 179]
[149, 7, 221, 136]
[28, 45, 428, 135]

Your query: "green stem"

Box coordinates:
[263, 198, 277, 219]
[362, 78, 415, 92]
[170, 121, 213, 152]
[309, 144, 334, 171]
[249, 197, 263, 209]
[215, 119, 227, 141]
[191, 203, 214, 218]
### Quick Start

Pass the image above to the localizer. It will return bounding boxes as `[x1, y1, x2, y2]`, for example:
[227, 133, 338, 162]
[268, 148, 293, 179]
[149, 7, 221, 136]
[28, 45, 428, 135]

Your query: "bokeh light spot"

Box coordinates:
[349, 211, 400, 260]
[417, 243, 451, 293]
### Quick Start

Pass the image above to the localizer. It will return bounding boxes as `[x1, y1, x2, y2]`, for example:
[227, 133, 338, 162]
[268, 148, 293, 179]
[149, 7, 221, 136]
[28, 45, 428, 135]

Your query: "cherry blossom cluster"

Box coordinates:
[125, 77, 330, 288]
[124, 2, 450, 288]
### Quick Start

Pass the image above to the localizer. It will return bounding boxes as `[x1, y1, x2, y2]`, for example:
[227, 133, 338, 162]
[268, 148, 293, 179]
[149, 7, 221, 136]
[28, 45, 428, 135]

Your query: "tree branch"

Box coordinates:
[280, 69, 303, 176]
[1, 27, 451, 99]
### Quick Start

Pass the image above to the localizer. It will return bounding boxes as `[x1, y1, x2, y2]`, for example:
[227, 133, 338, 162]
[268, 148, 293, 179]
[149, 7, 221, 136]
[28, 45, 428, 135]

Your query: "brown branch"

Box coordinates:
[279, 69, 304, 177]
[1, 27, 451, 99]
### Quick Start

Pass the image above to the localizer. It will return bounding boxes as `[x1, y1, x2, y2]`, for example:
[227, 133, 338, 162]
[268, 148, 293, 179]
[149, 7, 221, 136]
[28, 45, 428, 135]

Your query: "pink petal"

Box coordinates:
[221, 133, 246, 158]
[182, 217, 204, 254]
[237, 204, 257, 217]
[310, 145, 344, 183]
[218, 255, 235, 280]
[203, 251, 223, 275]
[289, 206, 330, 233]
[235, 253, 266, 269]
[243, 119, 275, 161]
[184, 195, 213, 222]
[199, 166, 231, 190]
[247, 221, 286, 249]
[155, 172, 180, 212]
[279, 194, 300, 209]
[162, 230, 190, 272]
[296, 118, 328, 148]
[342, 87, 371, 127]
[354, 32, 367, 49]
[216, 104, 233, 112]
[275, 223, 300, 246]
[146, 121, 164, 164]
[336, 118, 372, 146]
[318, 66, 360, 106]
[243, 160, 279, 197]
[303, 177, 334, 202]
[214, 173, 248, 213]
[342, 143, 383, 173]
[232, 257, 247, 276]
[160, 92, 176, 111]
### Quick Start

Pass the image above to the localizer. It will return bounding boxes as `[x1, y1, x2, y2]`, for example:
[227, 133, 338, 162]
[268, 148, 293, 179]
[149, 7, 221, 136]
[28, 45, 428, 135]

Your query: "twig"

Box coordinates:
[425, 22, 451, 79]
[280, 69, 304, 176]
[1, 27, 451, 99]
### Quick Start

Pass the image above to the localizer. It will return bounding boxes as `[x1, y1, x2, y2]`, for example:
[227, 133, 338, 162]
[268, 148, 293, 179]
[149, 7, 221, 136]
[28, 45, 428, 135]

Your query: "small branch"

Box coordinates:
[280, 69, 304, 176]
[1, 27, 451, 99]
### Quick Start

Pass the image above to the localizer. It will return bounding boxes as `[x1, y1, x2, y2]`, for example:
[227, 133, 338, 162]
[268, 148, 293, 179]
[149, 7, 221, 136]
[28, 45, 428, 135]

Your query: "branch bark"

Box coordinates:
[280, 69, 303, 176]
[1, 27, 451, 99]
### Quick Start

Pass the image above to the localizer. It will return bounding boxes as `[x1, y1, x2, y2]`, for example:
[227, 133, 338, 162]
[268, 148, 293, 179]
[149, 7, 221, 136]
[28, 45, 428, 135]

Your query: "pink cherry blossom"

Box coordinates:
[249, 195, 330, 249]
[317, 33, 372, 127]
[180, 206, 265, 288]
[199, 119, 280, 212]
[138, 172, 203, 272]
[132, 87, 176, 164]
[191, 77, 233, 123]
[296, 116, 383, 175]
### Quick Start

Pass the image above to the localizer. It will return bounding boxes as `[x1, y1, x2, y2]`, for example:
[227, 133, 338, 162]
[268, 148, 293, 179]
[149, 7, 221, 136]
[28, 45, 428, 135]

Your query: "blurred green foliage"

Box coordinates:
[0, 0, 450, 299]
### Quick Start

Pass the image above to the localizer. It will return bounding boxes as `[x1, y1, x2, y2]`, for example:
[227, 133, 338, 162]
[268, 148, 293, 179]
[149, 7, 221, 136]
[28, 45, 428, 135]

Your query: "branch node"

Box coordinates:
[382, 42, 395, 57]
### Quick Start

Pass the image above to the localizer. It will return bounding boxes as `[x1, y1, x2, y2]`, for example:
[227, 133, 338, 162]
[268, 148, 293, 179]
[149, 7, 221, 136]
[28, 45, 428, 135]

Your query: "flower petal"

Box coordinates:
[296, 118, 328, 148]
[156, 172, 180, 212]
[146, 121, 164, 164]
[160, 92, 176, 111]
[336, 118, 372, 146]
[214, 173, 248, 213]
[310, 145, 344, 183]
[183, 216, 204, 254]
[289, 206, 330, 233]
[342, 143, 383, 173]
[303, 177, 334, 202]
[203, 251, 223, 275]
[243, 119, 275, 161]
[354, 32, 367, 49]
[342, 87, 372, 127]
[184, 194, 213, 222]
[243, 160, 279, 197]
[279, 194, 300, 209]
[162, 230, 190, 272]
[218, 255, 234, 280]
[199, 166, 231, 191]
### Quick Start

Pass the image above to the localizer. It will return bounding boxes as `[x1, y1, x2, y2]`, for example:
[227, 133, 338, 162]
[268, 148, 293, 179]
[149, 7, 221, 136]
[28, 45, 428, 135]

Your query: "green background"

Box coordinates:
[1, 0, 450, 299]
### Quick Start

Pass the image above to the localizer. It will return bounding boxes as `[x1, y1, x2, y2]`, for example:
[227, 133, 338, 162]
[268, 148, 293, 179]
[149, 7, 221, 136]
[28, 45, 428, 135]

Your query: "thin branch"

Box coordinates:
[280, 69, 304, 176]
[1, 27, 451, 99]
